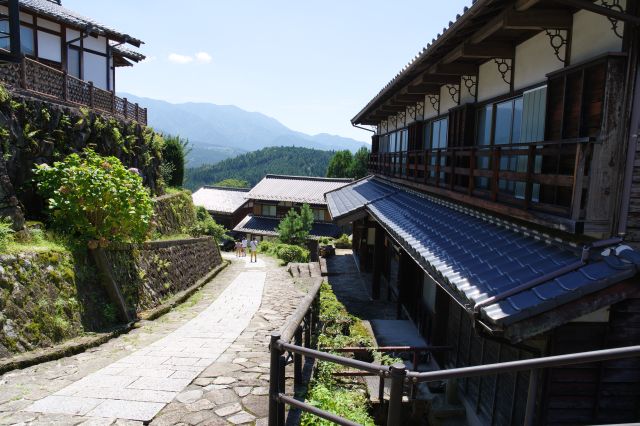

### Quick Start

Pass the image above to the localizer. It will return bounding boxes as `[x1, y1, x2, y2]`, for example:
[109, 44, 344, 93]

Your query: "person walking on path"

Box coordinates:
[235, 240, 242, 257]
[241, 238, 248, 257]
[249, 238, 258, 262]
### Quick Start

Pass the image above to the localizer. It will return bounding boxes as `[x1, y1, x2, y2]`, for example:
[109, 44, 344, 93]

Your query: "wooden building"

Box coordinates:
[327, 1, 640, 424]
[0, 0, 147, 123]
[191, 186, 252, 230]
[233, 174, 351, 240]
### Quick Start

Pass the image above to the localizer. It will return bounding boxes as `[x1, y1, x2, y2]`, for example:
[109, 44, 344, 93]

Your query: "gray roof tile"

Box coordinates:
[233, 215, 341, 239]
[327, 177, 638, 327]
[192, 186, 249, 215]
[247, 175, 351, 205]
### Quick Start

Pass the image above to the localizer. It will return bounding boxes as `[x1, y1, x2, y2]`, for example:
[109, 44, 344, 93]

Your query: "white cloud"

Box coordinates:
[195, 51, 213, 64]
[168, 53, 193, 64]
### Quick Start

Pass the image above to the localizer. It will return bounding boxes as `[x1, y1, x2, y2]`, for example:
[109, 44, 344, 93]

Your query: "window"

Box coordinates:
[494, 97, 523, 145]
[430, 118, 448, 149]
[313, 209, 325, 221]
[0, 23, 34, 55]
[261, 205, 276, 217]
[67, 47, 81, 78]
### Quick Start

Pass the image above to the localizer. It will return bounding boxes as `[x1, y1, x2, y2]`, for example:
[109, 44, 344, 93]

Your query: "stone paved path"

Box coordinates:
[0, 253, 308, 425]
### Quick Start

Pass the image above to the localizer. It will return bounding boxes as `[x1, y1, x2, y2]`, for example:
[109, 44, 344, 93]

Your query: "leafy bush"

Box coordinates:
[334, 234, 351, 249]
[34, 149, 154, 246]
[302, 384, 374, 426]
[189, 206, 229, 242]
[0, 217, 14, 252]
[277, 204, 314, 246]
[161, 135, 189, 187]
[153, 191, 197, 236]
[318, 236, 333, 245]
[258, 240, 309, 264]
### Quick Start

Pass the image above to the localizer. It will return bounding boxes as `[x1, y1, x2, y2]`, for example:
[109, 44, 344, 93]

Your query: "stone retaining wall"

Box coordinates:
[0, 251, 83, 358]
[153, 191, 197, 236]
[105, 237, 222, 314]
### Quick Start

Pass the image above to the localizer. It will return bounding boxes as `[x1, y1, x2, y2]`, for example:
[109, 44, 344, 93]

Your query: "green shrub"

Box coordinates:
[160, 135, 189, 187]
[189, 206, 228, 242]
[153, 191, 197, 236]
[302, 384, 375, 426]
[258, 240, 309, 264]
[277, 203, 314, 246]
[34, 149, 154, 246]
[0, 217, 14, 251]
[334, 233, 351, 249]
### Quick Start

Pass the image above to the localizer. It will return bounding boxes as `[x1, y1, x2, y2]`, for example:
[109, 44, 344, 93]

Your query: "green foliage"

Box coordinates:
[258, 240, 309, 264]
[326, 150, 353, 178]
[334, 233, 351, 249]
[0, 217, 15, 252]
[327, 148, 370, 179]
[161, 135, 189, 187]
[214, 178, 250, 188]
[184, 146, 334, 190]
[152, 191, 197, 236]
[276, 204, 314, 246]
[189, 206, 229, 242]
[302, 384, 375, 426]
[34, 149, 154, 246]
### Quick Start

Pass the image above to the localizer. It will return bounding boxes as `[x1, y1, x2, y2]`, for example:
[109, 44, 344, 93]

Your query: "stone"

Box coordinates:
[214, 402, 242, 417]
[241, 394, 269, 417]
[251, 387, 269, 396]
[204, 389, 238, 405]
[184, 399, 214, 412]
[233, 387, 252, 397]
[176, 390, 204, 404]
[87, 400, 165, 422]
[213, 376, 236, 385]
[227, 411, 256, 425]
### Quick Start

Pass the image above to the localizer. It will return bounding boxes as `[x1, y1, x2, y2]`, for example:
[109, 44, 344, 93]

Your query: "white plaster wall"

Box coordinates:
[571, 5, 624, 64]
[84, 35, 107, 53]
[19, 12, 32, 24]
[478, 59, 510, 102]
[37, 18, 60, 32]
[423, 94, 439, 120]
[84, 52, 107, 89]
[66, 29, 80, 46]
[459, 76, 476, 104]
[514, 31, 564, 91]
[405, 106, 416, 125]
[37, 31, 61, 62]
[440, 84, 458, 113]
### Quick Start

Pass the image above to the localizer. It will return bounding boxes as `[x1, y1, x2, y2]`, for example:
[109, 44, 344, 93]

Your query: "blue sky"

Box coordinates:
[64, 0, 469, 142]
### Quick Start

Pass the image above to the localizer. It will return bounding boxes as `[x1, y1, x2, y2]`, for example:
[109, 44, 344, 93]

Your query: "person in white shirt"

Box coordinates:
[241, 238, 248, 257]
[249, 238, 258, 262]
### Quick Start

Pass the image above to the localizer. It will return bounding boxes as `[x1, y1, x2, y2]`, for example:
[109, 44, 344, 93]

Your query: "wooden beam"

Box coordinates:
[428, 63, 478, 76]
[515, 0, 541, 11]
[407, 83, 440, 95]
[472, 9, 573, 44]
[421, 73, 461, 85]
[443, 42, 515, 64]
[395, 93, 425, 102]
[556, 0, 640, 24]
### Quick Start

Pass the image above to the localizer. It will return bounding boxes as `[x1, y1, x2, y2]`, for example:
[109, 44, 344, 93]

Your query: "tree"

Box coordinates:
[215, 178, 250, 188]
[189, 206, 229, 242]
[277, 204, 314, 246]
[326, 150, 353, 178]
[348, 147, 370, 179]
[161, 135, 190, 187]
[34, 149, 154, 246]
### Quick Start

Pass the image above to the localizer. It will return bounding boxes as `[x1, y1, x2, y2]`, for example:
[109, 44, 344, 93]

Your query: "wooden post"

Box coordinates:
[372, 223, 384, 300]
[468, 148, 476, 195]
[123, 97, 129, 119]
[62, 70, 68, 101]
[524, 145, 536, 209]
[88, 81, 94, 108]
[570, 143, 587, 221]
[491, 146, 502, 202]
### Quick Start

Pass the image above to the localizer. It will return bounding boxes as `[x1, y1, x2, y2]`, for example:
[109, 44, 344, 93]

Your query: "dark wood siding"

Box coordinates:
[542, 298, 640, 425]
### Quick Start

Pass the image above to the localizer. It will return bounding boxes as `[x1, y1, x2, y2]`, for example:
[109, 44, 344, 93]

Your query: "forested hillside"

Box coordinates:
[184, 146, 333, 189]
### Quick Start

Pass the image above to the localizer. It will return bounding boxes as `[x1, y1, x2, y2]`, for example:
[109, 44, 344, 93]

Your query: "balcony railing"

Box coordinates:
[369, 138, 594, 221]
[0, 57, 147, 125]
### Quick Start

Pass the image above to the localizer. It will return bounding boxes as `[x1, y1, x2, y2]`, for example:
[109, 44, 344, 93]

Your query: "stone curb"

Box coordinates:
[0, 260, 229, 375]
[139, 260, 229, 322]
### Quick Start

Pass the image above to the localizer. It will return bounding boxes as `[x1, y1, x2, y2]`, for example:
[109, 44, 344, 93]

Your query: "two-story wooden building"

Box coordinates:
[327, 1, 640, 424]
[233, 174, 351, 240]
[191, 186, 252, 230]
[0, 0, 147, 123]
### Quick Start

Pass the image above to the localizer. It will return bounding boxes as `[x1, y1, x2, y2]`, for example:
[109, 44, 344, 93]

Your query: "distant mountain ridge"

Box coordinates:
[121, 94, 368, 167]
[184, 146, 333, 190]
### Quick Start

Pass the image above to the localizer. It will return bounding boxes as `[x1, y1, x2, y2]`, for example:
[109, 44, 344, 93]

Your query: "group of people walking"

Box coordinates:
[235, 237, 259, 262]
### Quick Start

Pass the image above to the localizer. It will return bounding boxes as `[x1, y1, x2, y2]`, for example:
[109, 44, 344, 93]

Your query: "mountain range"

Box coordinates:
[121, 94, 368, 167]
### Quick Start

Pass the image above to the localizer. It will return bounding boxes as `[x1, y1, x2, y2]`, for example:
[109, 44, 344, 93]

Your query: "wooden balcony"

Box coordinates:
[369, 138, 596, 233]
[0, 57, 147, 125]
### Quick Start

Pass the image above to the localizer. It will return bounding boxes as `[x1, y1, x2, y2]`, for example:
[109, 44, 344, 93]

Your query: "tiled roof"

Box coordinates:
[192, 186, 249, 215]
[326, 177, 639, 328]
[233, 215, 342, 239]
[112, 45, 145, 63]
[18, 0, 143, 46]
[246, 175, 352, 205]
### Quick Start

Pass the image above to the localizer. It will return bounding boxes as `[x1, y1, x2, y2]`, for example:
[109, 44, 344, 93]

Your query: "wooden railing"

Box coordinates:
[0, 57, 147, 125]
[369, 139, 594, 220]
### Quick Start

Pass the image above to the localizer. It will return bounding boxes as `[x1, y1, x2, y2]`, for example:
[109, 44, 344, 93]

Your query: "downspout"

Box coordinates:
[473, 237, 623, 311]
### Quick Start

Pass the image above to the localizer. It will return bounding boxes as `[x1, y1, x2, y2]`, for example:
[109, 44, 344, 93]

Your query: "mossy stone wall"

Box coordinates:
[153, 191, 197, 236]
[0, 251, 83, 358]
[105, 237, 222, 314]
